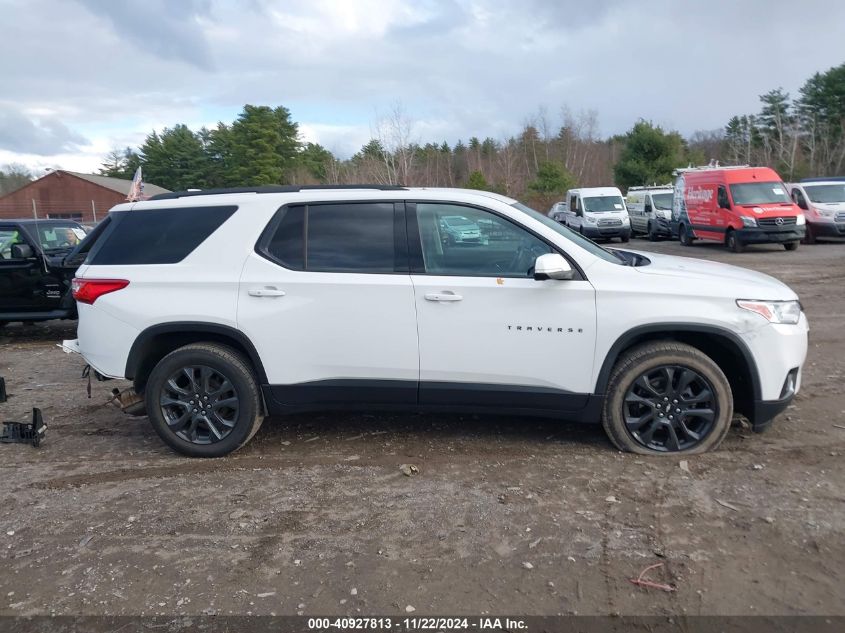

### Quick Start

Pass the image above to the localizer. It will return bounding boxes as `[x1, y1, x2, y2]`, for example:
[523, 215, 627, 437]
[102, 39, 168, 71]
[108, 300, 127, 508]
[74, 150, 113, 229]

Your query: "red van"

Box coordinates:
[671, 166, 806, 252]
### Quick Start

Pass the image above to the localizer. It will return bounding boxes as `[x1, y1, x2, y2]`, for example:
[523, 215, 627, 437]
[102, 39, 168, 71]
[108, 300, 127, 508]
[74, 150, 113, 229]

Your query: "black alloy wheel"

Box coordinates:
[622, 365, 718, 452]
[160, 365, 239, 444]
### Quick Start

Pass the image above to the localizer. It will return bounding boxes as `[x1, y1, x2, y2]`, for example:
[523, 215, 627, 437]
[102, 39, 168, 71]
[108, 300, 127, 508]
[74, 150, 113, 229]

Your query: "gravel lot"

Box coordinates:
[1, 237, 843, 617]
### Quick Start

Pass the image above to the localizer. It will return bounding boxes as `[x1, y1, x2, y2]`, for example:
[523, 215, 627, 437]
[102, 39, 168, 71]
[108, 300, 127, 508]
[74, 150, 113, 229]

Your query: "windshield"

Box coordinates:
[511, 202, 624, 265]
[583, 195, 625, 213]
[804, 184, 845, 203]
[652, 193, 673, 210]
[730, 182, 791, 205]
[32, 223, 87, 252]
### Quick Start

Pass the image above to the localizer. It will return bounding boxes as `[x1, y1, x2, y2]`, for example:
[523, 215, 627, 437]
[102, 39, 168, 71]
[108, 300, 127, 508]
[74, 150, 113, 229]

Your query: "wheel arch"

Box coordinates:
[125, 322, 268, 393]
[595, 324, 761, 418]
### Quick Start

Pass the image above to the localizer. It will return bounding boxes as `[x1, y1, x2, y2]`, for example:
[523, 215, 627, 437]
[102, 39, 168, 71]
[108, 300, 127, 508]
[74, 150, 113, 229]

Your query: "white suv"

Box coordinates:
[64, 186, 808, 457]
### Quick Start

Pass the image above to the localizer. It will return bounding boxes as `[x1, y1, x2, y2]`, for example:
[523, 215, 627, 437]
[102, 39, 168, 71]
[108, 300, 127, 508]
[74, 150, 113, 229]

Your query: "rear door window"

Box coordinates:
[260, 202, 405, 274]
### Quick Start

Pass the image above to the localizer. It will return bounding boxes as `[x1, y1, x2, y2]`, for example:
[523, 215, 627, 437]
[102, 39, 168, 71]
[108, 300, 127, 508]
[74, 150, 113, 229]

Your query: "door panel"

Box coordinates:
[409, 202, 597, 408]
[0, 227, 42, 312]
[238, 202, 419, 407]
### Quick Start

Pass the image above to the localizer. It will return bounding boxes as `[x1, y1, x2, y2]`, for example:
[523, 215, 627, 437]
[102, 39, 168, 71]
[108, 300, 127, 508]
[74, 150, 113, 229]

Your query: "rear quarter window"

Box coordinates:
[89, 206, 237, 265]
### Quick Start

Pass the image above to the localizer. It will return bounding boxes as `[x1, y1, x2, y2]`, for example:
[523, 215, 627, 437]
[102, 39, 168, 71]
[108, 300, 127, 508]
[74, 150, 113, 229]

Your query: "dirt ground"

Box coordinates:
[1, 237, 843, 618]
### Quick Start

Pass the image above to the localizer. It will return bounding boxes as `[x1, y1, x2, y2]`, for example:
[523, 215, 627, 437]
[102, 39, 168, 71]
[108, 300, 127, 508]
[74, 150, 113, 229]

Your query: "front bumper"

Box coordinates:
[652, 217, 672, 235]
[582, 225, 631, 238]
[748, 367, 800, 431]
[809, 221, 845, 237]
[736, 225, 805, 244]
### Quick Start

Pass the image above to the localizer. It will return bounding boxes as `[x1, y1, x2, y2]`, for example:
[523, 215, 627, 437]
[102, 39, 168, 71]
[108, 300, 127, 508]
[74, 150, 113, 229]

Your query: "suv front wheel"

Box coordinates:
[601, 342, 733, 455]
[145, 343, 264, 457]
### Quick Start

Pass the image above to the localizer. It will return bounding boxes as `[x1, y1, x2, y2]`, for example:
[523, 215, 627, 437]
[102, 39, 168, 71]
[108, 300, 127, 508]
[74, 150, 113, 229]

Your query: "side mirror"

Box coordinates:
[575, 208, 583, 217]
[11, 244, 34, 259]
[534, 253, 574, 281]
[795, 197, 808, 210]
[644, 204, 652, 214]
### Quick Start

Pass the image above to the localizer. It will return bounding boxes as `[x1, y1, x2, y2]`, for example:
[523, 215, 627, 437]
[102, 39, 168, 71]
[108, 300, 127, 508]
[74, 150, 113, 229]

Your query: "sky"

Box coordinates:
[1, 0, 844, 175]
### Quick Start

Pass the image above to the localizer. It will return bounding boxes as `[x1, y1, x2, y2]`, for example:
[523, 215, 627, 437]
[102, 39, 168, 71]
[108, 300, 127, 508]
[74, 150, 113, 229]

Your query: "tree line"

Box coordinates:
[4, 63, 842, 209]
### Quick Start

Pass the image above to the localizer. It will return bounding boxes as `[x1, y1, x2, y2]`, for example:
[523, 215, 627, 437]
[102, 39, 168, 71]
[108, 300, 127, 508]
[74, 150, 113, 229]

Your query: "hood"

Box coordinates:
[627, 250, 797, 300]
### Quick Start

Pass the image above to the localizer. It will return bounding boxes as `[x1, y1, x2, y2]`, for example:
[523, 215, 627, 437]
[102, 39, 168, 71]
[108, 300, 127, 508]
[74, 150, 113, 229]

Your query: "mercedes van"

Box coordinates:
[671, 166, 805, 252]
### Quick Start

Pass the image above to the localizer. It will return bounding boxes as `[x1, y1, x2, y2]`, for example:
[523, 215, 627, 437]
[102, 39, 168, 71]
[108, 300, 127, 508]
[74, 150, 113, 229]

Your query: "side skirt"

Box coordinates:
[262, 380, 603, 424]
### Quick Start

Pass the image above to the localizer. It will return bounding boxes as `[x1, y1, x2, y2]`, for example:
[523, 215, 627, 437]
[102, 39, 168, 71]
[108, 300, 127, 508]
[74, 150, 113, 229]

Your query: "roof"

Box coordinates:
[677, 166, 782, 184]
[569, 187, 623, 196]
[61, 171, 171, 197]
[0, 218, 83, 226]
[799, 177, 845, 184]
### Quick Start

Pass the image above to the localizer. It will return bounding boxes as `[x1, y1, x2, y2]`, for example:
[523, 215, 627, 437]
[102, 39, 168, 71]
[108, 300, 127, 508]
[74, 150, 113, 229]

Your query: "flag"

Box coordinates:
[126, 166, 144, 201]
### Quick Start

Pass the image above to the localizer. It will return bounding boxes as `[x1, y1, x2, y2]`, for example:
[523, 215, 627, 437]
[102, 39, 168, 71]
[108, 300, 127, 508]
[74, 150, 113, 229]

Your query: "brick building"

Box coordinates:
[0, 170, 170, 223]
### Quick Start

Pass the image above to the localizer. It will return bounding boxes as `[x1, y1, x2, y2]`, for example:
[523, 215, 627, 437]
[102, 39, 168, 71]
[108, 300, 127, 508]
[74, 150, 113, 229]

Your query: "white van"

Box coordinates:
[550, 187, 630, 242]
[625, 185, 674, 241]
[786, 178, 845, 244]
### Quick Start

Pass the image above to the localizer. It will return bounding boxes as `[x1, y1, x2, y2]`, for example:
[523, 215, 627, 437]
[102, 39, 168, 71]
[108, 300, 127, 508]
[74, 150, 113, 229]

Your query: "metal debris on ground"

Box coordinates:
[1, 408, 46, 448]
[715, 498, 741, 512]
[399, 464, 419, 477]
[107, 387, 146, 415]
[628, 562, 675, 593]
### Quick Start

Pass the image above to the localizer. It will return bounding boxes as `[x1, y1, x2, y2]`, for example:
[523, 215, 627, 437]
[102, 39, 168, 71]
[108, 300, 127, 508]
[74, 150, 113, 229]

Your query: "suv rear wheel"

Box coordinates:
[601, 341, 733, 455]
[145, 343, 264, 457]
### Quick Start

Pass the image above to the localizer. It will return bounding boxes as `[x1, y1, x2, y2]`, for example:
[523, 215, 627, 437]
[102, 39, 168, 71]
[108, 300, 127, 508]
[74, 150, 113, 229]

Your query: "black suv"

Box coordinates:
[0, 219, 89, 327]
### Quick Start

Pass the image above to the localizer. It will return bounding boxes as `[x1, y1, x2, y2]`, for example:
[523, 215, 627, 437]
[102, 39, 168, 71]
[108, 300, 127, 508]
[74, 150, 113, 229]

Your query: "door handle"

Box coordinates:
[424, 291, 463, 302]
[248, 287, 286, 297]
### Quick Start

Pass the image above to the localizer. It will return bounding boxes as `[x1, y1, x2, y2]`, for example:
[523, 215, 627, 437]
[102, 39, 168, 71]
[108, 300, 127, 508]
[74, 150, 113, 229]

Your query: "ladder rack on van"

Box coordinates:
[627, 184, 673, 191]
[673, 165, 750, 176]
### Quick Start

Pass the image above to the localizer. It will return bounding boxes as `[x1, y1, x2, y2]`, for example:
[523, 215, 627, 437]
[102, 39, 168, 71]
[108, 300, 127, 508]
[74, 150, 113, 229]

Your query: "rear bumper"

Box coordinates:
[736, 226, 805, 243]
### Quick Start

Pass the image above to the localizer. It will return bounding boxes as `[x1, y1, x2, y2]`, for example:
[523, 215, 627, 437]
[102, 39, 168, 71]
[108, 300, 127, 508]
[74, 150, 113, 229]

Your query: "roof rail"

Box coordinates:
[147, 184, 407, 201]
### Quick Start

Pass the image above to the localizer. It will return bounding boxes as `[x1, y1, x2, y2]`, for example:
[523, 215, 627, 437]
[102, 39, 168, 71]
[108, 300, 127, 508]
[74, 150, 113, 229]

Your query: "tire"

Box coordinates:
[784, 241, 799, 251]
[726, 229, 744, 253]
[679, 224, 694, 246]
[145, 343, 264, 457]
[601, 341, 733, 455]
[648, 222, 659, 242]
[802, 224, 816, 245]
[620, 232, 630, 243]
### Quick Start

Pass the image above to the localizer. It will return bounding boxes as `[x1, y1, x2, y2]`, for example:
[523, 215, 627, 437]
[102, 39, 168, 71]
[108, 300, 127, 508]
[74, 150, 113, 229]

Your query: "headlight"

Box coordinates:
[796, 214, 806, 225]
[818, 209, 834, 217]
[737, 299, 802, 324]
[740, 216, 757, 228]
[585, 216, 597, 224]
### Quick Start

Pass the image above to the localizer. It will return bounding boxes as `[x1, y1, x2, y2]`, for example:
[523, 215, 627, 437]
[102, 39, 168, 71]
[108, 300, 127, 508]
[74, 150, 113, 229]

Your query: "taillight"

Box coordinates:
[72, 278, 129, 304]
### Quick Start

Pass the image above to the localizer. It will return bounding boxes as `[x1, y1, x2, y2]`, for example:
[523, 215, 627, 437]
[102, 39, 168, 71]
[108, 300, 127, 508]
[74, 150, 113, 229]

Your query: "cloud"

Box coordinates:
[74, 0, 215, 70]
[0, 106, 88, 155]
[1, 0, 845, 172]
